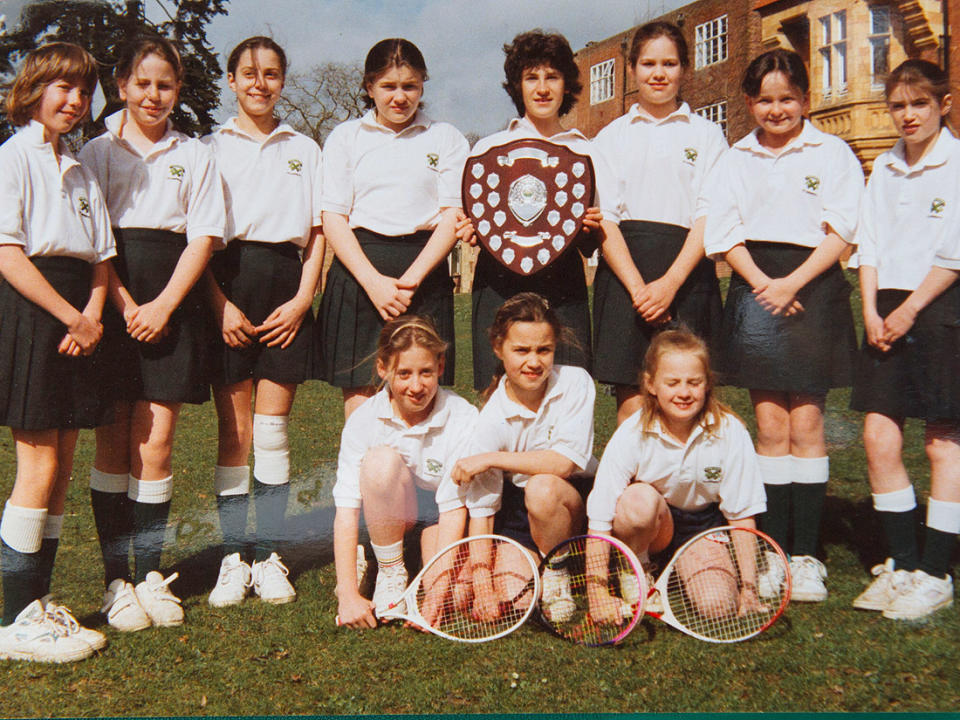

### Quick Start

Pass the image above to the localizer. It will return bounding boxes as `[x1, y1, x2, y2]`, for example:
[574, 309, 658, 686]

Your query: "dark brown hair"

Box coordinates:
[361, 38, 428, 110]
[502, 30, 582, 117]
[227, 36, 288, 78]
[5, 42, 98, 126]
[629, 21, 689, 70]
[885, 59, 951, 127]
[115, 36, 184, 85]
[374, 315, 447, 387]
[741, 48, 809, 97]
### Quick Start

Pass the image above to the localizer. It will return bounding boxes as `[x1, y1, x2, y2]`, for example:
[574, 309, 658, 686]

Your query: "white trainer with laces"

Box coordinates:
[372, 563, 408, 614]
[757, 550, 787, 599]
[0, 599, 93, 663]
[789, 555, 828, 602]
[852, 558, 913, 611]
[41, 596, 106, 651]
[135, 571, 184, 626]
[541, 565, 576, 623]
[101, 579, 151, 632]
[209, 553, 253, 607]
[882, 569, 953, 620]
[252, 553, 296, 604]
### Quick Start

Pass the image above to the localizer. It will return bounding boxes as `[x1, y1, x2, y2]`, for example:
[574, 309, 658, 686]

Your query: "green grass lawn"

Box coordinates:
[1, 279, 958, 715]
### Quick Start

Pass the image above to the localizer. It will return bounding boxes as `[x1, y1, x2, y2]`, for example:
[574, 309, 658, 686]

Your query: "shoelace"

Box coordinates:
[220, 561, 254, 588]
[43, 603, 82, 638]
[146, 572, 182, 602]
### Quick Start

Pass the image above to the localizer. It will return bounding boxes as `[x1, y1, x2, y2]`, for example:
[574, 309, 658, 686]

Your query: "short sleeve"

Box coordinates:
[716, 418, 767, 521]
[332, 407, 372, 509]
[462, 406, 509, 517]
[86, 176, 117, 262]
[437, 126, 469, 209]
[550, 368, 596, 471]
[0, 147, 26, 247]
[587, 419, 640, 532]
[702, 150, 747, 259]
[589, 143, 621, 223]
[185, 142, 226, 244]
[320, 122, 355, 216]
[694, 122, 729, 220]
[851, 169, 882, 269]
[820, 140, 864, 243]
[309, 139, 324, 227]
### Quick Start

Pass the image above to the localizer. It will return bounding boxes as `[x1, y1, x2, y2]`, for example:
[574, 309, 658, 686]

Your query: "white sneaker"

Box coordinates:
[101, 579, 151, 632]
[0, 599, 93, 663]
[757, 550, 788, 599]
[209, 553, 252, 607]
[252, 553, 296, 604]
[41, 596, 107, 651]
[541, 565, 576, 623]
[789, 555, 828, 602]
[135, 571, 184, 627]
[372, 563, 408, 614]
[883, 570, 954, 620]
[852, 558, 913, 611]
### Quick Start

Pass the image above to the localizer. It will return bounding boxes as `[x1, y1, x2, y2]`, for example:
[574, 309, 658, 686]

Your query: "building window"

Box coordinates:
[590, 59, 615, 105]
[695, 15, 727, 69]
[870, 5, 891, 87]
[696, 101, 727, 135]
[819, 11, 847, 97]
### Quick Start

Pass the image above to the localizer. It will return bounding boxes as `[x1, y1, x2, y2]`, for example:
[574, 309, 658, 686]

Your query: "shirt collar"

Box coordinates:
[734, 118, 822, 157]
[507, 116, 588, 142]
[639, 410, 714, 448]
[360, 108, 432, 134]
[627, 101, 692, 125]
[884, 126, 956, 174]
[104, 109, 179, 156]
[495, 367, 561, 420]
[21, 120, 80, 175]
[372, 386, 450, 431]
[217, 116, 297, 142]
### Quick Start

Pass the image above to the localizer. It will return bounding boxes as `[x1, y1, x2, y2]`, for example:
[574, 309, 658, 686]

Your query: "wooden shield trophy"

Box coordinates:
[462, 138, 596, 276]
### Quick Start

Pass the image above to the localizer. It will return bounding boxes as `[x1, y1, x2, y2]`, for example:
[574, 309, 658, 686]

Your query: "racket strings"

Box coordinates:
[666, 531, 788, 642]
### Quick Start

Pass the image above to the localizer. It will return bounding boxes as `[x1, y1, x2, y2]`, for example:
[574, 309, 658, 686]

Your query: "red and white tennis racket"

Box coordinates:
[645, 525, 790, 643]
[339, 534, 540, 642]
[537, 534, 646, 646]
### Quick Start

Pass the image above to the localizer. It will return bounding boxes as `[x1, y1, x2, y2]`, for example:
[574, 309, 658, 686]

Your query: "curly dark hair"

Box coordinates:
[502, 30, 582, 117]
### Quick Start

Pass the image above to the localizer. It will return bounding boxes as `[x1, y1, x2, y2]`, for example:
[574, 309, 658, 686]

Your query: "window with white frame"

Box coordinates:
[695, 15, 727, 69]
[870, 5, 891, 87]
[819, 11, 847, 96]
[590, 59, 615, 105]
[696, 101, 727, 135]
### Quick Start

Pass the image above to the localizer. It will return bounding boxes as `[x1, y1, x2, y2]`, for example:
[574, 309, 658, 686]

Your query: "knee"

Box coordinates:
[614, 484, 662, 534]
[139, 434, 173, 473]
[755, 423, 789, 452]
[358, 446, 409, 495]
[925, 433, 960, 468]
[863, 421, 900, 465]
[523, 474, 564, 516]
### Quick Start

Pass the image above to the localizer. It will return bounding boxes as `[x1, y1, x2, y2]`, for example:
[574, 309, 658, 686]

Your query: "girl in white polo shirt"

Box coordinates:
[80, 37, 224, 631]
[453, 293, 597, 623]
[592, 21, 726, 425]
[467, 30, 622, 392]
[0, 43, 115, 663]
[849, 60, 960, 620]
[202, 37, 324, 609]
[586, 328, 766, 621]
[333, 315, 475, 630]
[704, 49, 863, 603]
[318, 38, 468, 419]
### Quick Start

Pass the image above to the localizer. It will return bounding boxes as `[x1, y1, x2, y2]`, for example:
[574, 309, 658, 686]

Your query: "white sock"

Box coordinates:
[371, 539, 404, 569]
[756, 455, 792, 485]
[253, 414, 289, 485]
[128, 475, 173, 504]
[90, 468, 129, 494]
[0, 502, 47, 554]
[872, 486, 917, 512]
[215, 465, 250, 497]
[927, 498, 960, 534]
[792, 455, 829, 484]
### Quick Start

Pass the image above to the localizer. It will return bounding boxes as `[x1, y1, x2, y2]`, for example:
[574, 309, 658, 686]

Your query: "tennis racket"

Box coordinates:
[339, 534, 540, 642]
[645, 525, 790, 643]
[538, 534, 646, 646]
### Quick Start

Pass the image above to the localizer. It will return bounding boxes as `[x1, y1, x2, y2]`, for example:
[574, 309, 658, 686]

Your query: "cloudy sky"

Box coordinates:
[2, 0, 688, 136]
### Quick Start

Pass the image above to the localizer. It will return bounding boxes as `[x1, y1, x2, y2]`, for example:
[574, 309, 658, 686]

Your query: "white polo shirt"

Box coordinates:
[470, 116, 620, 223]
[594, 102, 727, 228]
[703, 120, 863, 259]
[0, 121, 115, 263]
[79, 110, 224, 243]
[333, 387, 479, 514]
[851, 128, 960, 289]
[321, 109, 468, 236]
[587, 410, 766, 533]
[465, 365, 598, 517]
[203, 119, 322, 247]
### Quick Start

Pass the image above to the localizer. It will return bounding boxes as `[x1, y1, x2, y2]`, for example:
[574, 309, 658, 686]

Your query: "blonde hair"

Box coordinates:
[640, 327, 734, 436]
[374, 315, 447, 387]
[5, 42, 99, 127]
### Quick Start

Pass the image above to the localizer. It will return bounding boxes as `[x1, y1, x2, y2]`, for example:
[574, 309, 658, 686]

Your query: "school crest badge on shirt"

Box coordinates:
[683, 147, 698, 165]
[462, 138, 595, 276]
[425, 458, 443, 475]
[426, 152, 439, 169]
[930, 197, 946, 218]
[168, 164, 185, 182]
[803, 175, 821, 194]
[287, 158, 303, 176]
[703, 466, 722, 483]
[76, 196, 91, 218]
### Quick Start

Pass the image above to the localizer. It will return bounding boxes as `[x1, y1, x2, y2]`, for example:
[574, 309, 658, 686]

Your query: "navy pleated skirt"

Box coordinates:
[316, 227, 454, 388]
[719, 241, 856, 393]
[210, 240, 315, 386]
[593, 220, 722, 386]
[0, 256, 109, 430]
[97, 227, 212, 405]
[851, 283, 960, 420]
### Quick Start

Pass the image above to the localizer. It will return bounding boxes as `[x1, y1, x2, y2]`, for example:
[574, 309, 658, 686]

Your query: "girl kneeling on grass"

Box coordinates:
[849, 59, 960, 620]
[333, 316, 477, 629]
[0, 42, 116, 663]
[453, 292, 597, 623]
[585, 328, 767, 621]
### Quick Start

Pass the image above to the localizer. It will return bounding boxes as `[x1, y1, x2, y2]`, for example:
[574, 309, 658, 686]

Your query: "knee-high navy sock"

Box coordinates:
[253, 478, 289, 562]
[214, 465, 250, 559]
[873, 487, 919, 571]
[130, 476, 173, 583]
[90, 469, 134, 586]
[757, 456, 792, 551]
[37, 513, 63, 597]
[791, 457, 829, 557]
[0, 502, 46, 625]
[919, 499, 960, 579]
